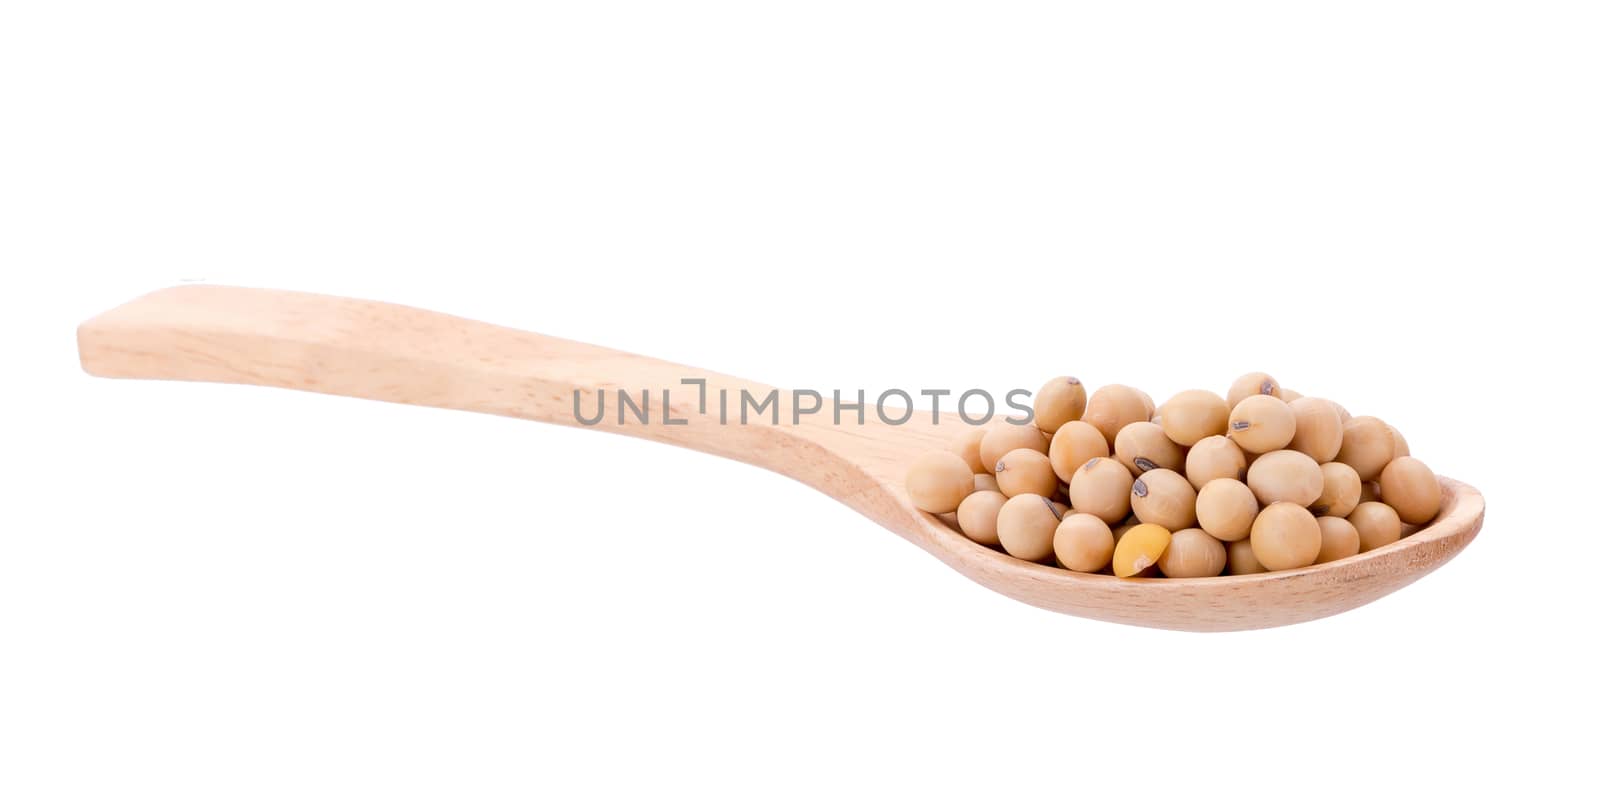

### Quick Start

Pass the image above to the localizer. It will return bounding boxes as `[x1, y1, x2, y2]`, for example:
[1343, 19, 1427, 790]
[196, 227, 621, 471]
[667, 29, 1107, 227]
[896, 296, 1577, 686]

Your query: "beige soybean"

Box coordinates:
[1349, 501, 1403, 552]
[1114, 421, 1185, 475]
[1186, 435, 1248, 489]
[950, 428, 987, 474]
[1226, 372, 1281, 408]
[1082, 384, 1150, 445]
[1360, 482, 1381, 503]
[1378, 456, 1442, 524]
[1069, 456, 1134, 524]
[1129, 468, 1198, 531]
[1246, 450, 1324, 507]
[1226, 539, 1269, 575]
[979, 423, 1050, 473]
[1228, 394, 1296, 453]
[1159, 528, 1227, 578]
[1280, 388, 1303, 402]
[1048, 420, 1110, 484]
[1135, 388, 1157, 420]
[1287, 397, 1345, 463]
[905, 451, 975, 513]
[1113, 523, 1172, 577]
[1250, 502, 1321, 571]
[1335, 416, 1396, 481]
[1034, 376, 1087, 434]
[996, 493, 1065, 562]
[994, 448, 1057, 498]
[956, 490, 1007, 547]
[1053, 513, 1115, 573]
[1160, 389, 1229, 446]
[973, 473, 1000, 493]
[1195, 478, 1259, 541]
[1315, 516, 1361, 563]
[1311, 462, 1361, 517]
[1388, 422, 1411, 457]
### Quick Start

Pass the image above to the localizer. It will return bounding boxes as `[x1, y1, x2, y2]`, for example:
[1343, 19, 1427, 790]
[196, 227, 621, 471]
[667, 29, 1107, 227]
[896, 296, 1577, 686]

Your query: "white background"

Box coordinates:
[3, 2, 1598, 802]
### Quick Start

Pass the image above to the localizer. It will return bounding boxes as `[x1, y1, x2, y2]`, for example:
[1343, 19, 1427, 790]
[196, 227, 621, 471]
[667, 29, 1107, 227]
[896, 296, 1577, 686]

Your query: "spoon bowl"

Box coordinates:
[78, 286, 1484, 631]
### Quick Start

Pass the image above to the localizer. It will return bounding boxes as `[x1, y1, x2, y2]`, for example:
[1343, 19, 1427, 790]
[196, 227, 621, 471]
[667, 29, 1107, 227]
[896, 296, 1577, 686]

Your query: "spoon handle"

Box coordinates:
[77, 285, 795, 464]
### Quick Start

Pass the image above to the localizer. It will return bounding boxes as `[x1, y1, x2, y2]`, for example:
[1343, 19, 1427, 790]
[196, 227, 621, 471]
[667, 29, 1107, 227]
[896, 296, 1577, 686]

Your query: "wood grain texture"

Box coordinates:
[78, 286, 1484, 631]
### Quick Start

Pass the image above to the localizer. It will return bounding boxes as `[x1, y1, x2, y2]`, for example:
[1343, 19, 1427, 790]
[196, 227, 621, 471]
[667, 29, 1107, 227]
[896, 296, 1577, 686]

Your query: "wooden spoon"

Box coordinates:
[77, 286, 1484, 631]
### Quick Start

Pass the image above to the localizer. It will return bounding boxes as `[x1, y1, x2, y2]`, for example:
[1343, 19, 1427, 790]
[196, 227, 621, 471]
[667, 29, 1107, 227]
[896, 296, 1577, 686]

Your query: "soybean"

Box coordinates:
[1048, 420, 1110, 484]
[1388, 422, 1410, 457]
[980, 423, 1050, 473]
[1227, 372, 1281, 408]
[1034, 376, 1087, 434]
[1069, 457, 1134, 524]
[906, 451, 975, 514]
[1229, 395, 1297, 454]
[956, 491, 1007, 547]
[1315, 516, 1361, 563]
[1379, 456, 1442, 524]
[1335, 416, 1396, 481]
[1160, 389, 1230, 446]
[1349, 501, 1403, 552]
[1311, 462, 1362, 518]
[1227, 539, 1268, 575]
[1287, 397, 1345, 463]
[994, 448, 1057, 498]
[1159, 528, 1227, 578]
[1196, 478, 1259, 541]
[1246, 450, 1324, 508]
[1082, 384, 1150, 445]
[1114, 421, 1185, 475]
[1054, 513, 1115, 573]
[1186, 435, 1248, 489]
[950, 428, 987, 474]
[1113, 523, 1172, 578]
[1250, 502, 1321, 571]
[1129, 468, 1198, 531]
[996, 494, 1065, 562]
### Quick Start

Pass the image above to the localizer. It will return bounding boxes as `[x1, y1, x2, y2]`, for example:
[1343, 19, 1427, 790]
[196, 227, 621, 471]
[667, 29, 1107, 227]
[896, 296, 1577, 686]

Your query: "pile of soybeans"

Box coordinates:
[903, 373, 1441, 578]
